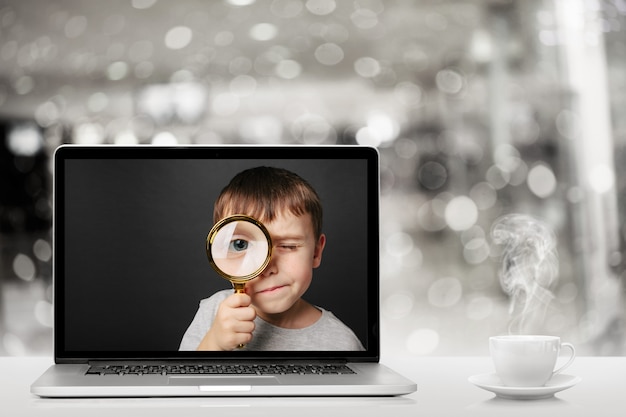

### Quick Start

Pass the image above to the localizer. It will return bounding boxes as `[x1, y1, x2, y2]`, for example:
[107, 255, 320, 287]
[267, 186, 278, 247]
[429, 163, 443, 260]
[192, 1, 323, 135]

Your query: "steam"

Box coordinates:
[491, 214, 559, 334]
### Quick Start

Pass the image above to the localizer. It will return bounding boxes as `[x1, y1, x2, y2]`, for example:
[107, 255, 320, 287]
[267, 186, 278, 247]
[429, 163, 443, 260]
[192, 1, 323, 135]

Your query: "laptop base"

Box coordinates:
[32, 363, 416, 397]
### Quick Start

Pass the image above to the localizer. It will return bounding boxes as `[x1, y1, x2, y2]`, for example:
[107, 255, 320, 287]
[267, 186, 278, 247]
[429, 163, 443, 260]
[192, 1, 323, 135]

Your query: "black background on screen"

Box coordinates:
[63, 158, 370, 352]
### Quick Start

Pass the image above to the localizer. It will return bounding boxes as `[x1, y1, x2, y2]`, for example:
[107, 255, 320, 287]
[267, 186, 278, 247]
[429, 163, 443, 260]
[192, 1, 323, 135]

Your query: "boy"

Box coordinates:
[179, 166, 365, 351]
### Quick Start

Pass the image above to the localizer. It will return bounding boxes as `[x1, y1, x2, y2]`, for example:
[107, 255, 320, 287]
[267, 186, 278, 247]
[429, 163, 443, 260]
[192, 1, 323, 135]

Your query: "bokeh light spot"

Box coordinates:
[444, 196, 478, 231]
[33, 239, 52, 262]
[393, 82, 423, 107]
[107, 61, 129, 81]
[436, 68, 464, 94]
[270, 0, 303, 18]
[385, 232, 414, 258]
[527, 163, 557, 198]
[132, 0, 158, 9]
[314, 43, 344, 65]
[428, 277, 463, 308]
[354, 57, 381, 78]
[165, 26, 193, 50]
[306, 0, 336, 15]
[276, 59, 302, 79]
[7, 123, 43, 156]
[469, 182, 497, 210]
[13, 253, 36, 281]
[351, 8, 378, 29]
[418, 161, 448, 191]
[151, 131, 178, 145]
[463, 238, 490, 264]
[249, 23, 278, 41]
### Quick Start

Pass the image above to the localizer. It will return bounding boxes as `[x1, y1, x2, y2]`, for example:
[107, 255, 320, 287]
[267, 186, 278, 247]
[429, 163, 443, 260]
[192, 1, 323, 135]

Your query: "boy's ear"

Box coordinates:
[312, 234, 326, 268]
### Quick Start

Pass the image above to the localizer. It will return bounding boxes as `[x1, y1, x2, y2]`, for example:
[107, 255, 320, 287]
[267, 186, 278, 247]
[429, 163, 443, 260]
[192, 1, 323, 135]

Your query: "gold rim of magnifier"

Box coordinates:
[206, 214, 273, 284]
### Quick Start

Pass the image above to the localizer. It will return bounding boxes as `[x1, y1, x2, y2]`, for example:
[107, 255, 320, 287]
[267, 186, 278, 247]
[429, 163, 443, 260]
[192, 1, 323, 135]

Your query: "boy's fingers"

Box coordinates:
[234, 319, 255, 334]
[234, 306, 256, 322]
[224, 293, 252, 308]
[224, 321, 254, 350]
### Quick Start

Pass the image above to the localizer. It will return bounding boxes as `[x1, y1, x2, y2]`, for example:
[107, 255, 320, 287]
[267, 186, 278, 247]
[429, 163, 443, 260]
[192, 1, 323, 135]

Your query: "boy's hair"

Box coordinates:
[214, 166, 323, 239]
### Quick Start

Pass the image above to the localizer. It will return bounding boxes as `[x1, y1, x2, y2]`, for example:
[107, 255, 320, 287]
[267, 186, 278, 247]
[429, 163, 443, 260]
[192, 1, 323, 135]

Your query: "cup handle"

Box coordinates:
[552, 342, 576, 376]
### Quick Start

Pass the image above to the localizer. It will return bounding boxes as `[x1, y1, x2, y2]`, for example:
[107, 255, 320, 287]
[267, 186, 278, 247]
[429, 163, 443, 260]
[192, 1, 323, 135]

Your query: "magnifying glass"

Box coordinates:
[206, 214, 273, 294]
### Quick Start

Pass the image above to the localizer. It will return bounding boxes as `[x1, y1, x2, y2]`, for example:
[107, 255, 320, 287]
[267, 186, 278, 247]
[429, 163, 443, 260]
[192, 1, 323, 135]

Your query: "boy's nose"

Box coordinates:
[258, 255, 278, 278]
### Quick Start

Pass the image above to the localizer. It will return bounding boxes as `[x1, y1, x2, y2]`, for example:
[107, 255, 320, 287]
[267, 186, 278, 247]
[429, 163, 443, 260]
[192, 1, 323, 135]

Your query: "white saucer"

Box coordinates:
[468, 373, 581, 400]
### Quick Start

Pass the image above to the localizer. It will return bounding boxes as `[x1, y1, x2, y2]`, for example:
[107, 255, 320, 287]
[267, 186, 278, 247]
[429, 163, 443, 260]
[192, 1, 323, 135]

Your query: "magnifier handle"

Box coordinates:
[232, 282, 247, 348]
[232, 282, 246, 294]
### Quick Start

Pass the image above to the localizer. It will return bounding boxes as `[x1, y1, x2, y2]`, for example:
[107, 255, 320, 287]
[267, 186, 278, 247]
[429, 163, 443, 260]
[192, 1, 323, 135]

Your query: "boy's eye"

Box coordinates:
[229, 239, 249, 252]
[278, 244, 300, 251]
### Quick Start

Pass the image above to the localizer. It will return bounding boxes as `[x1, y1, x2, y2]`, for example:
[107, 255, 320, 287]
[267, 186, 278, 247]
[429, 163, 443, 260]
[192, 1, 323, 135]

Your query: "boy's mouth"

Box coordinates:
[257, 285, 286, 294]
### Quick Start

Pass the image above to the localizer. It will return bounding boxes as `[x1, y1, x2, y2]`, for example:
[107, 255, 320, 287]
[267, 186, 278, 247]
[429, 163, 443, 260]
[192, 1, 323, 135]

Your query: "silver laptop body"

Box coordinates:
[31, 145, 416, 397]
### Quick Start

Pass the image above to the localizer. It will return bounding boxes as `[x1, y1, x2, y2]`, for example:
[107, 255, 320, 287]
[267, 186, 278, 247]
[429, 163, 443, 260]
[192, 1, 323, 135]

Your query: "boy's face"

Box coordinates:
[241, 210, 325, 320]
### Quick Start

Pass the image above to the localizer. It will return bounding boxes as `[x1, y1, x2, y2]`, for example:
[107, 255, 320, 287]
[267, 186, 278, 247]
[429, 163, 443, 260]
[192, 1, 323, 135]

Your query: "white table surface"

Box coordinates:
[2, 356, 624, 416]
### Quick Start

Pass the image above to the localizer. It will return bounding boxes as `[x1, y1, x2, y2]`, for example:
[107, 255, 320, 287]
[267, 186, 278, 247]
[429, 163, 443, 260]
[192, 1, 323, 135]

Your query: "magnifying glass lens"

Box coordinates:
[208, 218, 271, 279]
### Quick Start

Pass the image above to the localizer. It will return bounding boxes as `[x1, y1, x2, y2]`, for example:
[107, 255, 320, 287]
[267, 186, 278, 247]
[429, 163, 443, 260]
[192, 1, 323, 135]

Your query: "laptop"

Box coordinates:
[31, 144, 416, 397]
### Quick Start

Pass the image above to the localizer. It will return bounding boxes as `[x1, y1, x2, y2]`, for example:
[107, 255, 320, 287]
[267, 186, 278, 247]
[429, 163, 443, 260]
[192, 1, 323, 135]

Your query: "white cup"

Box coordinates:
[489, 335, 576, 387]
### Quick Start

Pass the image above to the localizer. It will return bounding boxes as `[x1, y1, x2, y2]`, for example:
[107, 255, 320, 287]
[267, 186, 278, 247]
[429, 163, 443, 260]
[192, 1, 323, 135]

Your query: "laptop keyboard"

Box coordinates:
[86, 363, 356, 376]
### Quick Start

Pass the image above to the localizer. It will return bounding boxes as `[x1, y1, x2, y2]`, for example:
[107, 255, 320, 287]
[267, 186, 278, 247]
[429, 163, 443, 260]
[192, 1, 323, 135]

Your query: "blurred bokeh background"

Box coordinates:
[1, 0, 625, 356]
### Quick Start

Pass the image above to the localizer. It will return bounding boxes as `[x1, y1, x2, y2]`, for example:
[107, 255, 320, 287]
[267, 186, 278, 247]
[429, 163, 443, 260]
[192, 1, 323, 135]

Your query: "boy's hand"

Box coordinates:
[197, 293, 256, 351]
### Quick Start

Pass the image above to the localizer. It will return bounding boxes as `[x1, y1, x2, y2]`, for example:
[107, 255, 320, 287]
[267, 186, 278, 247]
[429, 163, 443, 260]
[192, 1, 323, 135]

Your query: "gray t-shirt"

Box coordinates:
[179, 289, 365, 351]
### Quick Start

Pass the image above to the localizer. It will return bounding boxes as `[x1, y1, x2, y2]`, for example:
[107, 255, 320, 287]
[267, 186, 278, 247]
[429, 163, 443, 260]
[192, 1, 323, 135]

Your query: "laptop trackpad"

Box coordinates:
[169, 376, 279, 388]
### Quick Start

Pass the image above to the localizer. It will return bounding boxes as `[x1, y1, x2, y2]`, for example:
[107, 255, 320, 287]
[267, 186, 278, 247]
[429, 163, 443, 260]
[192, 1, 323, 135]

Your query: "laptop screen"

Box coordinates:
[54, 146, 379, 362]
